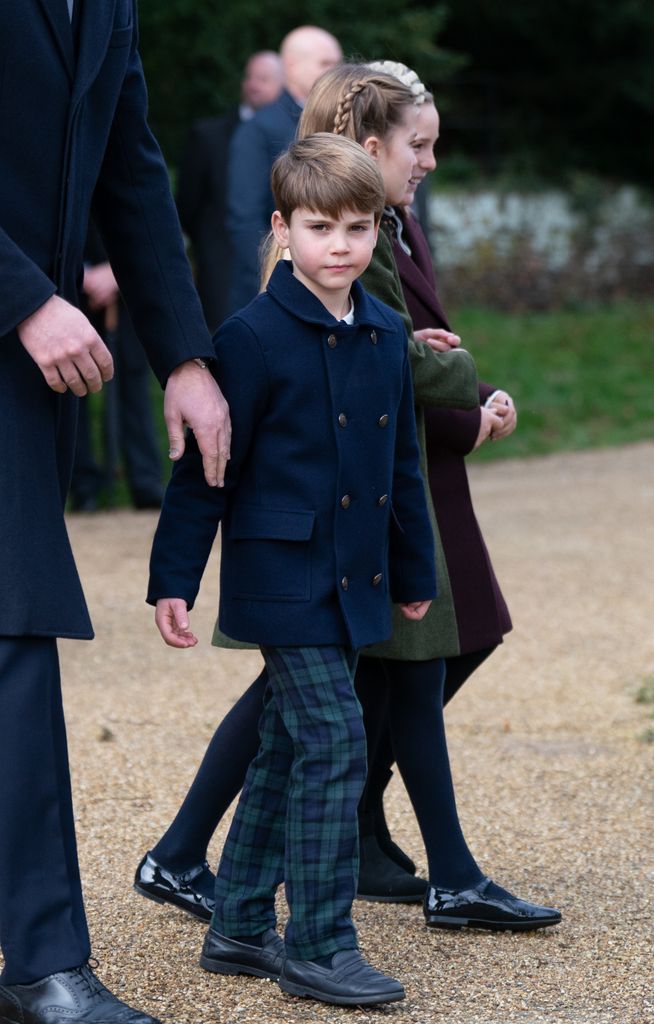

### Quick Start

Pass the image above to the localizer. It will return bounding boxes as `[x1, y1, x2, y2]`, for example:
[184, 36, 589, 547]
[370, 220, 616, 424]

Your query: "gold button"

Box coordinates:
[338, 413, 348, 428]
[377, 494, 388, 507]
[327, 334, 337, 348]
[371, 573, 383, 586]
[341, 576, 349, 591]
[341, 495, 351, 509]
[370, 329, 378, 344]
[378, 414, 389, 428]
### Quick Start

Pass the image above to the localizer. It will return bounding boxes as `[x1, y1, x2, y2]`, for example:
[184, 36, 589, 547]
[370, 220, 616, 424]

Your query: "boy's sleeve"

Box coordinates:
[387, 340, 438, 604]
[360, 228, 479, 410]
[146, 316, 269, 608]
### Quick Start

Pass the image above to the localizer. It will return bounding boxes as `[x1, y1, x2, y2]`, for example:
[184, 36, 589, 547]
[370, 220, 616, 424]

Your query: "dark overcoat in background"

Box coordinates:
[176, 109, 240, 333]
[0, 0, 211, 640]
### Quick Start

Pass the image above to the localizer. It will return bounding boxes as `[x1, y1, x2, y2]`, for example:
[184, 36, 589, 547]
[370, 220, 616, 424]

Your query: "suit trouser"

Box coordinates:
[0, 637, 90, 984]
[212, 645, 366, 961]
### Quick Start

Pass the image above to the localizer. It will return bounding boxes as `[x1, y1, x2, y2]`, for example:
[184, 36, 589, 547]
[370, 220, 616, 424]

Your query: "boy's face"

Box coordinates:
[271, 207, 378, 310]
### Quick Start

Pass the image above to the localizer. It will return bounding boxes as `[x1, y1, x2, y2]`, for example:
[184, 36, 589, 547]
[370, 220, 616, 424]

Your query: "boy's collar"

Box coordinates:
[266, 260, 396, 330]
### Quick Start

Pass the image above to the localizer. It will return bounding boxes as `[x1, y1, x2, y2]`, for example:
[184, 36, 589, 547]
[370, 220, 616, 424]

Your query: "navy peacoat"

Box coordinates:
[147, 261, 437, 650]
[0, 0, 212, 638]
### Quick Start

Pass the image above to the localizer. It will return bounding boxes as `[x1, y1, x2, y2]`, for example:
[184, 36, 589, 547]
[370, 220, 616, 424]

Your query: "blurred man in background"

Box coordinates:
[176, 51, 283, 332]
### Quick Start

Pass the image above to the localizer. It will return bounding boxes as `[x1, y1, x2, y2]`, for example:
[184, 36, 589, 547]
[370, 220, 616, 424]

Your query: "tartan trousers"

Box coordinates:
[212, 645, 366, 960]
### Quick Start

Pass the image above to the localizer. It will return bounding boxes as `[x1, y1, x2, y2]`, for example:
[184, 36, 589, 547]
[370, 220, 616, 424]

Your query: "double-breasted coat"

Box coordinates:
[0, 0, 212, 639]
[147, 261, 438, 650]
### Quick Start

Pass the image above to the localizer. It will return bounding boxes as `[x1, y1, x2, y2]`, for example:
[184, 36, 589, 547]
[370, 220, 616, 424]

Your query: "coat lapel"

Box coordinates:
[71, 0, 118, 106]
[36, 0, 75, 82]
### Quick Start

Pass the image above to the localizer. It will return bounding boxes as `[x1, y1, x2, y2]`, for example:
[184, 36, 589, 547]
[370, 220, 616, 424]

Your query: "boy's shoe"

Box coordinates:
[200, 927, 285, 980]
[424, 877, 562, 931]
[279, 950, 405, 1006]
[0, 964, 161, 1022]
[357, 834, 427, 903]
[133, 851, 215, 922]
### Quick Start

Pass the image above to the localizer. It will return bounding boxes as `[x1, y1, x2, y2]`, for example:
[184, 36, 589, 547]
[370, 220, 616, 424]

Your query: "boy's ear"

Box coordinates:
[372, 223, 380, 248]
[362, 135, 381, 160]
[271, 210, 290, 249]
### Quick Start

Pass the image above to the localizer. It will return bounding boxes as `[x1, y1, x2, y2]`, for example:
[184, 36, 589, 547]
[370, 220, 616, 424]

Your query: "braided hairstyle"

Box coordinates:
[298, 63, 417, 146]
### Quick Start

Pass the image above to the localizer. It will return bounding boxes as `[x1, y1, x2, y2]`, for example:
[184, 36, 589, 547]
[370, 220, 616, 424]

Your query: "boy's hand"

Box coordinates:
[400, 599, 431, 621]
[414, 328, 461, 352]
[155, 598, 198, 648]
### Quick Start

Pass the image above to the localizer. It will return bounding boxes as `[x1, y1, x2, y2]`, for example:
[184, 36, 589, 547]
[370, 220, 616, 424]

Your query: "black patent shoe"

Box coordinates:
[200, 927, 285, 980]
[424, 876, 562, 931]
[357, 835, 427, 903]
[134, 851, 215, 922]
[0, 964, 161, 1023]
[280, 950, 405, 1006]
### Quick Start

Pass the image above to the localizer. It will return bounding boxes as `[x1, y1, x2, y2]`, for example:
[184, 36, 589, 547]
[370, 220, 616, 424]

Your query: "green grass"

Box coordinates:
[451, 301, 654, 462]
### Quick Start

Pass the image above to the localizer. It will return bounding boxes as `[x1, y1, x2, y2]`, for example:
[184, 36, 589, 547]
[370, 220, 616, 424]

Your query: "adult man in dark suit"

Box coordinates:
[0, 2, 230, 1022]
[176, 51, 283, 333]
[226, 26, 342, 311]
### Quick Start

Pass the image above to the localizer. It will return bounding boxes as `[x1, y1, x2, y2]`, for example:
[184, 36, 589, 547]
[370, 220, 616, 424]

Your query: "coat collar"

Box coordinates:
[36, 0, 119, 98]
[266, 260, 399, 331]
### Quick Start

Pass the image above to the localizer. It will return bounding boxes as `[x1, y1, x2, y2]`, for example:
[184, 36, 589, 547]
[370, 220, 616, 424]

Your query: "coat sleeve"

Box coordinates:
[175, 122, 211, 239]
[0, 227, 57, 338]
[387, 339, 438, 604]
[361, 229, 479, 411]
[147, 316, 269, 608]
[91, 35, 212, 385]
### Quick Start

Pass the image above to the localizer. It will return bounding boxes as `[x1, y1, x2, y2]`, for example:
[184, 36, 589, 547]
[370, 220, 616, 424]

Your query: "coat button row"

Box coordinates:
[341, 573, 384, 590]
[338, 413, 389, 428]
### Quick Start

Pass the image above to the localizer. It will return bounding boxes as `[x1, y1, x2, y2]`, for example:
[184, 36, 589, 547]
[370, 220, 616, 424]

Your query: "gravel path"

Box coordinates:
[32, 442, 654, 1023]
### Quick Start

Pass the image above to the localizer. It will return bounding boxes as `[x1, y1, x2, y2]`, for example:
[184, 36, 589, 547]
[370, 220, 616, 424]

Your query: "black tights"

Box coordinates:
[153, 649, 493, 888]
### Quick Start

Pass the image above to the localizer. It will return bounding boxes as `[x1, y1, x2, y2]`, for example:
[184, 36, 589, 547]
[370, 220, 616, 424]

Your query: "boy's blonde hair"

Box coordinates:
[298, 63, 418, 146]
[270, 132, 386, 225]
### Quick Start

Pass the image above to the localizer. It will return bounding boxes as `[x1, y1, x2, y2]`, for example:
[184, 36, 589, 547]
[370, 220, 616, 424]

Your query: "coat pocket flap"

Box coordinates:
[230, 507, 315, 541]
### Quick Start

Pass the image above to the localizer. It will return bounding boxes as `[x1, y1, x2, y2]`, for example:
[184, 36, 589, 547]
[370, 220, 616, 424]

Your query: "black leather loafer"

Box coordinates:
[279, 950, 405, 1006]
[200, 927, 285, 980]
[134, 851, 215, 922]
[424, 877, 562, 931]
[357, 836, 427, 903]
[0, 964, 161, 1023]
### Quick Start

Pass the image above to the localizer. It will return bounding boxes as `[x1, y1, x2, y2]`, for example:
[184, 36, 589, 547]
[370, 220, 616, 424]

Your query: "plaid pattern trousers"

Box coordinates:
[212, 645, 367, 960]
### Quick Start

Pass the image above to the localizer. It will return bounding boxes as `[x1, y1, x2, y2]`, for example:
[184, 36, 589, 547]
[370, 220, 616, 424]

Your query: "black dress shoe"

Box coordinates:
[424, 877, 562, 931]
[357, 835, 427, 903]
[279, 950, 405, 1006]
[134, 851, 215, 922]
[0, 964, 161, 1023]
[200, 927, 285, 980]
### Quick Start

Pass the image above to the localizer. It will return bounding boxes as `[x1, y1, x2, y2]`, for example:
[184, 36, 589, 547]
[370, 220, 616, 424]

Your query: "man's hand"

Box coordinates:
[414, 328, 462, 352]
[400, 599, 432, 621]
[485, 390, 517, 440]
[17, 294, 114, 396]
[83, 262, 120, 310]
[155, 598, 198, 648]
[474, 405, 504, 449]
[165, 360, 231, 487]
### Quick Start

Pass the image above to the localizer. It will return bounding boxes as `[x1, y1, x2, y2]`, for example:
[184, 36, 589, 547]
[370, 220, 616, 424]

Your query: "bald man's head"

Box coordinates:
[280, 26, 342, 103]
[242, 51, 284, 110]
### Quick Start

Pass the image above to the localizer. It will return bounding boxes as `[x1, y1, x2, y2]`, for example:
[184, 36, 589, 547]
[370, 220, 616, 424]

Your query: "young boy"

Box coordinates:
[147, 133, 436, 1007]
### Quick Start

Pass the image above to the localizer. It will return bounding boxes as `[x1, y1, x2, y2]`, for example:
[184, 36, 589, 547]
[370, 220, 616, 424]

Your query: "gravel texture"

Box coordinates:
[11, 442, 653, 1024]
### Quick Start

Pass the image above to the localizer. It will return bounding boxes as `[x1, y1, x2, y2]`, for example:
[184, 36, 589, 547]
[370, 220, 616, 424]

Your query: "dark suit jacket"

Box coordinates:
[226, 90, 302, 311]
[0, 0, 211, 638]
[393, 208, 512, 652]
[176, 109, 240, 332]
[148, 261, 437, 650]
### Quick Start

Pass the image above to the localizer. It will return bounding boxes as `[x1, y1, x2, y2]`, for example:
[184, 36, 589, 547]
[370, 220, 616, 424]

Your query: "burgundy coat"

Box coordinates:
[392, 208, 511, 654]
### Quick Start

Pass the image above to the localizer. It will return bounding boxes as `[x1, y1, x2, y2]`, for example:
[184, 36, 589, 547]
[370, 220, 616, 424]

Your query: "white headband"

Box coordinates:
[367, 59, 427, 105]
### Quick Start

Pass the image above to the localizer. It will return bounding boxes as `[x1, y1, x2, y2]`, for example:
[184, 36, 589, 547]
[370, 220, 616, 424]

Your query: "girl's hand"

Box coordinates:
[474, 406, 504, 449]
[414, 328, 461, 352]
[485, 390, 517, 440]
[400, 599, 432, 621]
[155, 598, 198, 648]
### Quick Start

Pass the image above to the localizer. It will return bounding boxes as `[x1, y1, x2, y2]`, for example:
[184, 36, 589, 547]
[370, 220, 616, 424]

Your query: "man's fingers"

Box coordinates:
[88, 337, 114, 382]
